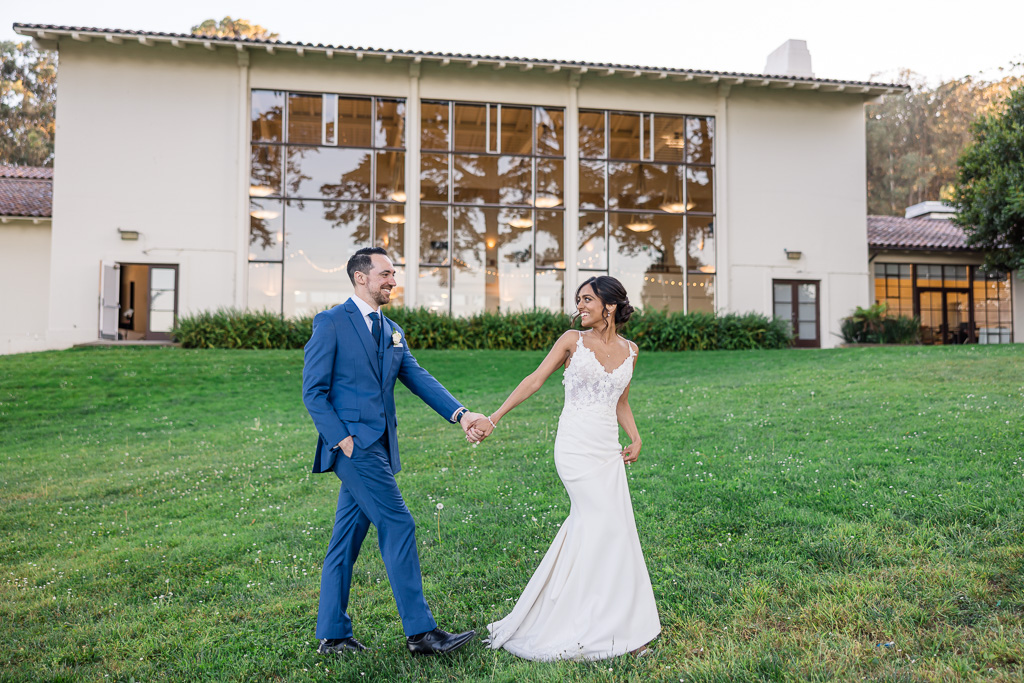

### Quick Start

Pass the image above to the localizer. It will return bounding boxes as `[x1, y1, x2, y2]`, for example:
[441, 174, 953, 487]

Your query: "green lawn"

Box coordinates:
[1, 344, 1022, 682]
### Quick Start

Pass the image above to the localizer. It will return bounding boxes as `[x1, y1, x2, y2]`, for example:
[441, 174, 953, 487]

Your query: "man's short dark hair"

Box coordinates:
[347, 247, 389, 284]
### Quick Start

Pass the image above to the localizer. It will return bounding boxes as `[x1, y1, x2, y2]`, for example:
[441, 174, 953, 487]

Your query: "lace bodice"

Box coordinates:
[562, 333, 635, 416]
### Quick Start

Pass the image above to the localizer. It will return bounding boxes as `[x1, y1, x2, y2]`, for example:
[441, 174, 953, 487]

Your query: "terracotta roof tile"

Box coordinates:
[867, 215, 970, 251]
[0, 165, 54, 180]
[0, 174, 53, 218]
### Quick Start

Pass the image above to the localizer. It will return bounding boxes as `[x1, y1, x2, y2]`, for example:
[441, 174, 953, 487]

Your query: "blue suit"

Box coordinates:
[302, 298, 461, 639]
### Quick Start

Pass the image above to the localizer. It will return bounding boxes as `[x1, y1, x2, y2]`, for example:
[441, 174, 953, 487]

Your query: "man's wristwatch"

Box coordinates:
[453, 407, 469, 424]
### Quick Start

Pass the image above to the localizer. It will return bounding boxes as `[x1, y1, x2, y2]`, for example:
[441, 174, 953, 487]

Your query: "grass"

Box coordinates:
[1, 344, 1023, 682]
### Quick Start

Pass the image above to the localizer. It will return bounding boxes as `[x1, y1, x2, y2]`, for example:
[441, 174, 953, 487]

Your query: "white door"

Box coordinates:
[99, 262, 120, 340]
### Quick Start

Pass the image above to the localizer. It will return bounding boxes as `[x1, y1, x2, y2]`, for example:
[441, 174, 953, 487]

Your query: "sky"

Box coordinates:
[3, 0, 1023, 85]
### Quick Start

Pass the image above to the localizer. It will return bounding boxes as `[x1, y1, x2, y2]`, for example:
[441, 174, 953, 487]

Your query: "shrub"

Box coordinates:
[839, 305, 921, 344]
[172, 309, 312, 349]
[174, 307, 794, 351]
[880, 315, 922, 344]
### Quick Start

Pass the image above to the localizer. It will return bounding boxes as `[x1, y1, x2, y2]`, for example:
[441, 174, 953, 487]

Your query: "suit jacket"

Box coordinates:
[302, 298, 461, 475]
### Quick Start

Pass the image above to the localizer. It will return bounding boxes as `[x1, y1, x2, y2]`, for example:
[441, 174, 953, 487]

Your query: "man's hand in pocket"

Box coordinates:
[337, 436, 354, 457]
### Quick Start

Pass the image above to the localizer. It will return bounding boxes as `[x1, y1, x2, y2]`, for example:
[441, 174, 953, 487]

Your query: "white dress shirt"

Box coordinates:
[348, 295, 381, 335]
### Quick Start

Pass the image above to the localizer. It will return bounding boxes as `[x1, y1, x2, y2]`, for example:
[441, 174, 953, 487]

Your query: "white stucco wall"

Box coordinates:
[724, 88, 870, 348]
[42, 37, 876, 349]
[47, 41, 244, 348]
[0, 218, 52, 354]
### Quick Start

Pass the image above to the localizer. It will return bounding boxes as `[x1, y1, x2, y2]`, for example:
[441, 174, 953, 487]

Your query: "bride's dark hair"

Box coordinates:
[572, 276, 634, 327]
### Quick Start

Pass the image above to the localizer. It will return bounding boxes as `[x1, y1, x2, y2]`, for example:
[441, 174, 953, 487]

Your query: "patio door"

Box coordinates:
[773, 279, 820, 348]
[117, 264, 179, 341]
[918, 288, 972, 345]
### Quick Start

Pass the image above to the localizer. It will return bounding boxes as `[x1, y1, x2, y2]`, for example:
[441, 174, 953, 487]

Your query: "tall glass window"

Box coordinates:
[249, 90, 406, 316]
[875, 263, 1013, 345]
[873, 263, 913, 317]
[973, 269, 1012, 343]
[579, 110, 715, 312]
[420, 101, 565, 315]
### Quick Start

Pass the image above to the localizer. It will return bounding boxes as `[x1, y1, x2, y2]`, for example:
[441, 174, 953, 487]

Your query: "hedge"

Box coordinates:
[173, 307, 793, 351]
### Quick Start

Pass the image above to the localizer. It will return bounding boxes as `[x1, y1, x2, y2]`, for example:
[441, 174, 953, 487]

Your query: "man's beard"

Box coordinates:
[370, 286, 392, 306]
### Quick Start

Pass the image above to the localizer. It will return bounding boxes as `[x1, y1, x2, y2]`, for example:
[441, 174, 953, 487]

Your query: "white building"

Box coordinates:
[5, 23, 1016, 353]
[0, 166, 52, 354]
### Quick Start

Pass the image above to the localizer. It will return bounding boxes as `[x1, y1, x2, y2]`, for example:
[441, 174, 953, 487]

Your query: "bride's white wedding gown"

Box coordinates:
[486, 333, 661, 661]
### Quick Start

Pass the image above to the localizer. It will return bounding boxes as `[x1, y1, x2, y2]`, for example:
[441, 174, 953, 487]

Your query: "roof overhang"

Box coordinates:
[0, 215, 50, 224]
[13, 23, 909, 98]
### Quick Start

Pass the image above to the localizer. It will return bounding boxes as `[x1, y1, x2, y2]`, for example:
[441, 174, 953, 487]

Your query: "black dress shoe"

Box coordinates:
[317, 637, 367, 654]
[406, 628, 476, 656]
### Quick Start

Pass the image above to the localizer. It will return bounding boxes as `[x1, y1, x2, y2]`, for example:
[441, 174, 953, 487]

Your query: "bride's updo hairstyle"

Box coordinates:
[573, 276, 634, 326]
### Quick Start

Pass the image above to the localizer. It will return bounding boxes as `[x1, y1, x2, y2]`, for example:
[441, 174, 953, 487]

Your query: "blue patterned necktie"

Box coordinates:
[369, 311, 382, 348]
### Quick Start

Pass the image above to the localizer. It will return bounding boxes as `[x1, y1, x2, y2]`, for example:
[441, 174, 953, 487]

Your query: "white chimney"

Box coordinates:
[764, 39, 814, 78]
[905, 201, 956, 220]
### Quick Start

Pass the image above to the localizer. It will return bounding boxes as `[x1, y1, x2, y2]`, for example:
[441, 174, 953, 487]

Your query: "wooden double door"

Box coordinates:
[773, 279, 820, 348]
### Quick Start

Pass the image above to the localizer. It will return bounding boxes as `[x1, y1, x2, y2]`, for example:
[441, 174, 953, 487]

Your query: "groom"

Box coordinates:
[302, 246, 485, 656]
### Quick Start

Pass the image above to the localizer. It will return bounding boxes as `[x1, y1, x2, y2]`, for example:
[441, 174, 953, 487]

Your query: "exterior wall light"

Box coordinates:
[118, 229, 140, 241]
[784, 249, 802, 260]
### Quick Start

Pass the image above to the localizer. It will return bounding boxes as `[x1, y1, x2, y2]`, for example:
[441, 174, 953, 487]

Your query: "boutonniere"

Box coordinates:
[392, 331, 403, 348]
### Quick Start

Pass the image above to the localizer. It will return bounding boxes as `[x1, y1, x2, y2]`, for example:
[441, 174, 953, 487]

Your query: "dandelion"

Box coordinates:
[435, 503, 444, 545]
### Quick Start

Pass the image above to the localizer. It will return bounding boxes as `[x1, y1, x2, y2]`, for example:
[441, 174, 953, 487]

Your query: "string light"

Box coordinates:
[293, 249, 348, 274]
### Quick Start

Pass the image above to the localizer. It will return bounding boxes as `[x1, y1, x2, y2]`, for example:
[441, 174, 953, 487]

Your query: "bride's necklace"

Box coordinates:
[587, 332, 617, 358]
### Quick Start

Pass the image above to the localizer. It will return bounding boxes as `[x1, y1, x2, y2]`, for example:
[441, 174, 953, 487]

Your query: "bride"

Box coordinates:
[469, 276, 660, 661]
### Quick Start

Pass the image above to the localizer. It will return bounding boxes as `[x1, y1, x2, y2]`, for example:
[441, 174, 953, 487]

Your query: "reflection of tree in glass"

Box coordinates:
[452, 156, 531, 205]
[285, 147, 311, 198]
[537, 243, 561, 267]
[374, 102, 406, 148]
[612, 223, 664, 261]
[321, 201, 371, 246]
[249, 213, 274, 250]
[281, 148, 372, 233]
[252, 104, 283, 142]
[499, 219, 533, 266]
[421, 104, 449, 151]
[451, 206, 490, 271]
[421, 156, 448, 199]
[317, 151, 372, 202]
[610, 163, 677, 210]
[250, 146, 281, 195]
[579, 219, 604, 250]
[503, 247, 532, 265]
[536, 108, 562, 155]
[686, 117, 714, 164]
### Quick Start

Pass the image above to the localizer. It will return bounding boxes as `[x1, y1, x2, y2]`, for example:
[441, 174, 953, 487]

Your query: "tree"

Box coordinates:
[866, 67, 1023, 216]
[951, 86, 1024, 272]
[0, 41, 57, 167]
[190, 18, 279, 41]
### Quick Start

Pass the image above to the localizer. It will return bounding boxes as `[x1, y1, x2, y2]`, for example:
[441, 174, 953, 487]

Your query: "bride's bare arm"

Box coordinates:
[473, 331, 578, 435]
[616, 348, 642, 462]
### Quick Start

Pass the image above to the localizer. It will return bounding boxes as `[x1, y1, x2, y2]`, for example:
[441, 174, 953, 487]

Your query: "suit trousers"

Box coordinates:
[316, 432, 437, 639]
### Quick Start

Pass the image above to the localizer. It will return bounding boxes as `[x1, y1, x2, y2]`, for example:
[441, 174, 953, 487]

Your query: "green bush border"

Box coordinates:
[173, 307, 794, 351]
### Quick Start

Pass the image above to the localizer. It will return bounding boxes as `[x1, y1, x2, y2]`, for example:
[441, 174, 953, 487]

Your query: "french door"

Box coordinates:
[773, 279, 820, 348]
[917, 288, 972, 345]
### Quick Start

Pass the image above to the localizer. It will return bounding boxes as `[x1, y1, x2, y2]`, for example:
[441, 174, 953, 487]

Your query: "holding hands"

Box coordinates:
[459, 411, 493, 443]
[465, 415, 495, 443]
